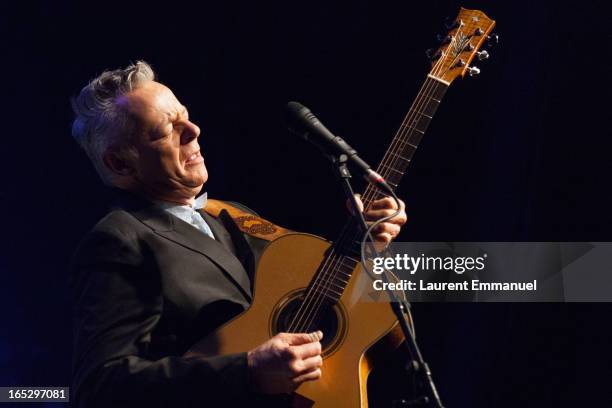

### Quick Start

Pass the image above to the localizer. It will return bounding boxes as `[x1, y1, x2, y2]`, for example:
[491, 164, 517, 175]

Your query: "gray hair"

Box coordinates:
[71, 61, 155, 185]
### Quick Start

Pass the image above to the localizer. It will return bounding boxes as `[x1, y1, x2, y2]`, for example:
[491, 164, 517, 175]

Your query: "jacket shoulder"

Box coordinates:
[72, 209, 145, 267]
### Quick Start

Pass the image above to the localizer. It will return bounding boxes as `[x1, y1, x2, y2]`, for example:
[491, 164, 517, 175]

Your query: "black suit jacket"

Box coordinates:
[71, 191, 282, 407]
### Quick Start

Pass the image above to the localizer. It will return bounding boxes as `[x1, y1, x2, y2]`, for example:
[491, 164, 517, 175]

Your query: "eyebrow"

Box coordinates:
[168, 105, 189, 122]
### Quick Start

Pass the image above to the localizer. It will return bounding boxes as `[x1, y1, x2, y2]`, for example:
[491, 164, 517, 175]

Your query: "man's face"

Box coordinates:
[120, 81, 207, 203]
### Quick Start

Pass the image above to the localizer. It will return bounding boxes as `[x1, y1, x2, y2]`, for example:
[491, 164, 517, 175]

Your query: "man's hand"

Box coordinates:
[352, 195, 407, 244]
[247, 331, 323, 394]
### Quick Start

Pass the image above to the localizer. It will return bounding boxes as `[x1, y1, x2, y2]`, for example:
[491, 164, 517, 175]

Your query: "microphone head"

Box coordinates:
[286, 101, 316, 139]
[287, 101, 317, 124]
[287, 101, 308, 116]
[285, 101, 359, 162]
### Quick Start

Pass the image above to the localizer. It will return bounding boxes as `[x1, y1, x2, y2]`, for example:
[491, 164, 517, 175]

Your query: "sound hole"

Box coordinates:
[271, 291, 347, 357]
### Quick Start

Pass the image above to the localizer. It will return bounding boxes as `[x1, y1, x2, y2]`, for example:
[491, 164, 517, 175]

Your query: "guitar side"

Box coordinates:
[187, 233, 404, 407]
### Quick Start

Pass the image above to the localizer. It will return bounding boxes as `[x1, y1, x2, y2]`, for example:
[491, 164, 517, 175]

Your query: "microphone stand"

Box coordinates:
[328, 153, 445, 408]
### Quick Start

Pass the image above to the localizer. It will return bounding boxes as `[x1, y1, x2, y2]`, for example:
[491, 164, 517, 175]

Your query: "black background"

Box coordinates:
[1, 0, 611, 406]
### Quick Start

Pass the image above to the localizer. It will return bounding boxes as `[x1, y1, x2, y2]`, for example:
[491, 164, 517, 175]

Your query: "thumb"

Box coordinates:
[286, 331, 323, 346]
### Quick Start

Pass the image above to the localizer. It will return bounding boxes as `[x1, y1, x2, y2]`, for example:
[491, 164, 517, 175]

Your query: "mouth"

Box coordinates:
[185, 150, 204, 165]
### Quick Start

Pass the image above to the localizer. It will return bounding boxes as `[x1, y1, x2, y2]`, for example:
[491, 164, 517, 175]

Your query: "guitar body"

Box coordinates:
[188, 233, 404, 407]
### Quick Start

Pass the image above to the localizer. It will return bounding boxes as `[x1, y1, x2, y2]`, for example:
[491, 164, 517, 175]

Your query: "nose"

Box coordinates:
[180, 120, 201, 145]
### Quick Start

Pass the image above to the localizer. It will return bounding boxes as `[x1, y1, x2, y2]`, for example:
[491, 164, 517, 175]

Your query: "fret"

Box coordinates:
[367, 190, 388, 202]
[397, 143, 417, 162]
[410, 114, 431, 133]
[431, 80, 448, 101]
[379, 163, 405, 176]
[399, 123, 425, 134]
[343, 248, 362, 260]
[311, 278, 345, 292]
[339, 260, 358, 272]
[300, 76, 449, 310]
[310, 286, 343, 300]
[343, 254, 360, 263]
[412, 110, 432, 119]
[337, 264, 354, 276]
[390, 137, 418, 153]
[407, 128, 424, 145]
[389, 152, 411, 163]
[385, 173, 403, 186]
[332, 276, 350, 286]
[308, 274, 347, 292]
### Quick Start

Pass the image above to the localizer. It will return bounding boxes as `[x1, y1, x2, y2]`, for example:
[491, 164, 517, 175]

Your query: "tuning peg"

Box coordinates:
[436, 34, 451, 44]
[476, 50, 490, 61]
[466, 66, 481, 76]
[474, 27, 484, 36]
[452, 59, 466, 68]
[487, 34, 499, 47]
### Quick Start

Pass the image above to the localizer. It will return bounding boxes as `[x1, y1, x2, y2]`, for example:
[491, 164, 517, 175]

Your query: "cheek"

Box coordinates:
[137, 147, 180, 177]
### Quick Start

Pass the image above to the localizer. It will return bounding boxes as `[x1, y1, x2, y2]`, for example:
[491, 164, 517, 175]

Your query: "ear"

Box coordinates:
[102, 148, 136, 177]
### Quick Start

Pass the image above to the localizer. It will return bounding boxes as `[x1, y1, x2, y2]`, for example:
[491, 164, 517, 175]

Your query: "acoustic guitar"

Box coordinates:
[189, 8, 496, 407]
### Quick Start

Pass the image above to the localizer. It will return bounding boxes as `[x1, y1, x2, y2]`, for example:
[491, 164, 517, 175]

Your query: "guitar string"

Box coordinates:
[370, 20, 466, 189]
[286, 229, 346, 332]
[293, 79, 441, 334]
[286, 213, 357, 332]
[360, 36, 453, 204]
[289, 21, 462, 333]
[288, 20, 469, 334]
[360, 19, 470, 204]
[290, 72, 444, 334]
[289, 45, 451, 334]
[296, 18, 488, 337]
[287, 222, 352, 332]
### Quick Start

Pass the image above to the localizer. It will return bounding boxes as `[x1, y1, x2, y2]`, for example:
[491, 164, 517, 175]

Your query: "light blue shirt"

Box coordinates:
[155, 193, 215, 240]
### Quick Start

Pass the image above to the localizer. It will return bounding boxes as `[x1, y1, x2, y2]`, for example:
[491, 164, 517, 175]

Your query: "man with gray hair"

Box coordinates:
[70, 61, 407, 407]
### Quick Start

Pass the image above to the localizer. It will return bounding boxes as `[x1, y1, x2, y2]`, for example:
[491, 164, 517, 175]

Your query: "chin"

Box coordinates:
[186, 166, 208, 188]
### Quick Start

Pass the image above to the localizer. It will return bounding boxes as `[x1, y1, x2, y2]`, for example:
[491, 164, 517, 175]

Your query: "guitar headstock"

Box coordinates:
[427, 8, 496, 84]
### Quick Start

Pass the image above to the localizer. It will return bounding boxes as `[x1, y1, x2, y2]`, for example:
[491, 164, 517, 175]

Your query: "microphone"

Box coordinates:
[287, 101, 393, 194]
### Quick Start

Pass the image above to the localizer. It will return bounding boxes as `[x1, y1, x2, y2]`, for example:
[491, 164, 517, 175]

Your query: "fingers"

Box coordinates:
[364, 208, 402, 222]
[370, 196, 405, 211]
[282, 333, 323, 381]
[374, 232, 393, 244]
[248, 331, 324, 394]
[288, 355, 323, 381]
[290, 338, 323, 360]
[348, 195, 407, 225]
[300, 355, 324, 372]
[370, 196, 397, 210]
[346, 194, 364, 214]
[283, 330, 323, 346]
[292, 367, 322, 384]
[372, 222, 401, 237]
[364, 197, 407, 226]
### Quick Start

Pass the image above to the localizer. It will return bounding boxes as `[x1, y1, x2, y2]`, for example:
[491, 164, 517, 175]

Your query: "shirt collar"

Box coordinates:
[193, 192, 209, 210]
[154, 192, 208, 210]
[153, 192, 208, 224]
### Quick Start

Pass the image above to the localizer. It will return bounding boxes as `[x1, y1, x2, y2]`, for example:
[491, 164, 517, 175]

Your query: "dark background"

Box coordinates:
[1, 0, 611, 406]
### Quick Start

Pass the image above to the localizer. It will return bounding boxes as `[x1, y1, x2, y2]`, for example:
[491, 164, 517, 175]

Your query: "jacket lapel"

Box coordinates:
[123, 197, 253, 301]
[201, 212, 238, 257]
[216, 209, 258, 291]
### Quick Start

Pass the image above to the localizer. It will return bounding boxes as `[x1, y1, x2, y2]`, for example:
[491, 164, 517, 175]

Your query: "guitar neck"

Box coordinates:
[362, 76, 449, 206]
[308, 76, 449, 304]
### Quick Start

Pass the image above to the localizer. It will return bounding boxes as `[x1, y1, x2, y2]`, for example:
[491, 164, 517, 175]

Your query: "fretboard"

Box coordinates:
[306, 77, 449, 304]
